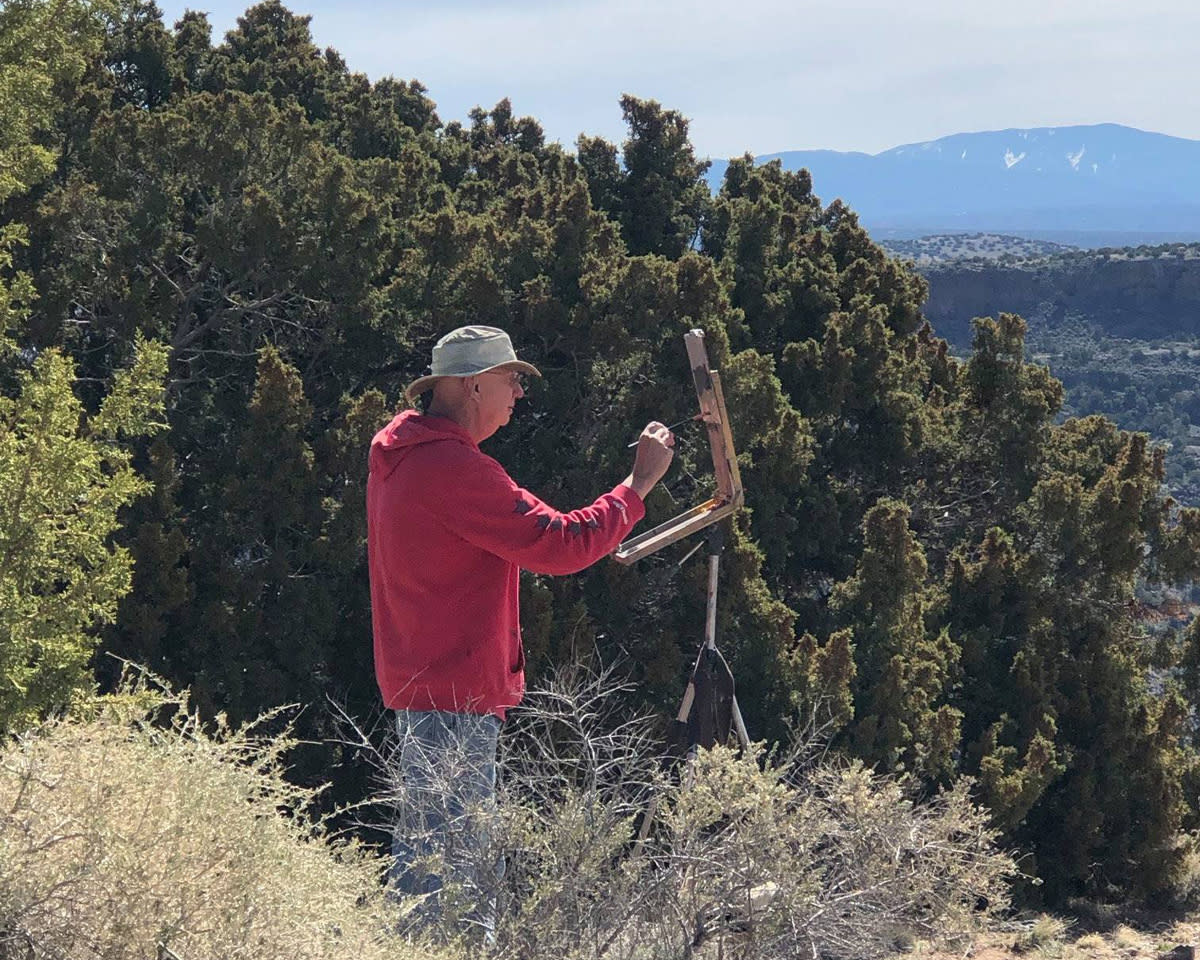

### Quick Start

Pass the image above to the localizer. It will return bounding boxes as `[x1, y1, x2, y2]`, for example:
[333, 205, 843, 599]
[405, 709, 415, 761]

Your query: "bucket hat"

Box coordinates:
[404, 325, 542, 402]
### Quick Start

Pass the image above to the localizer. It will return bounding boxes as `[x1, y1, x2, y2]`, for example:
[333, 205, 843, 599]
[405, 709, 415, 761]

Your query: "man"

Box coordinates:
[366, 325, 674, 930]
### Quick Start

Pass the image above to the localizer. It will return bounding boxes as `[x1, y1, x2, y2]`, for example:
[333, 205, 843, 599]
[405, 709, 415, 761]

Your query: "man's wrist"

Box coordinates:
[626, 475, 653, 501]
[621, 473, 653, 501]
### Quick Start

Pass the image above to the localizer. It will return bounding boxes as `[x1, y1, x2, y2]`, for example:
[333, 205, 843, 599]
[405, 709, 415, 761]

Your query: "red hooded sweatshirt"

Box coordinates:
[367, 410, 645, 719]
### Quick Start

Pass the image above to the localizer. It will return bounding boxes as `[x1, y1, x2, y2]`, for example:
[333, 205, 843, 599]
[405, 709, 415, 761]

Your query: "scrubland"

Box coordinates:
[1, 672, 1020, 960]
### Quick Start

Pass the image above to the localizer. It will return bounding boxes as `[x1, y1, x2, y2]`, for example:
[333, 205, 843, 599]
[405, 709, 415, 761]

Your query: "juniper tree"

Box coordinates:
[577, 95, 711, 259]
[832, 499, 961, 780]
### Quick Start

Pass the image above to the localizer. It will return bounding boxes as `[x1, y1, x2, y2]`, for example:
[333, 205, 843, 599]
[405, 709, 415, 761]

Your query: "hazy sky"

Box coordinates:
[155, 0, 1200, 159]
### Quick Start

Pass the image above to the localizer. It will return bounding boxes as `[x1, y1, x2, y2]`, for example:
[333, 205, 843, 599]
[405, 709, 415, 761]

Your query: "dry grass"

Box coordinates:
[0, 675, 437, 960]
[1012, 913, 1072, 955]
[923, 914, 1200, 960]
[1112, 924, 1142, 948]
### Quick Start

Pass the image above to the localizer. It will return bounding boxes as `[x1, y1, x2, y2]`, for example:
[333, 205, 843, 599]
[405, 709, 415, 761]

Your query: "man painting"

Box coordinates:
[367, 325, 674, 931]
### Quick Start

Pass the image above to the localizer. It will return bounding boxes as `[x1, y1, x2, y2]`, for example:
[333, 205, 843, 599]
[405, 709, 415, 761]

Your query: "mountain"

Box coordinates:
[705, 124, 1200, 246]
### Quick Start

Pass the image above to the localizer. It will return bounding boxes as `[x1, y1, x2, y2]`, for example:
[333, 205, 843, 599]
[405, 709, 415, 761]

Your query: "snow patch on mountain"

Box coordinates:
[1004, 149, 1026, 169]
[1067, 146, 1085, 170]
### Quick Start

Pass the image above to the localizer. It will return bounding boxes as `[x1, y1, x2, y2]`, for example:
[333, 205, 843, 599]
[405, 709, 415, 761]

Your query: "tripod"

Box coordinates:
[634, 522, 751, 850]
[675, 523, 750, 757]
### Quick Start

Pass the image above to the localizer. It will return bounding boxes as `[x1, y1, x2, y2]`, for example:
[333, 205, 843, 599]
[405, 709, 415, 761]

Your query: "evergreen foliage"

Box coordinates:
[0, 0, 167, 734]
[0, 339, 166, 733]
[5, 0, 1200, 904]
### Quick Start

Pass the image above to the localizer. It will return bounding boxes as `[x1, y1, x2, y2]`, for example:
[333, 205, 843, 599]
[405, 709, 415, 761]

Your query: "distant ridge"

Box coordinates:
[911, 239, 1200, 348]
[879, 232, 1077, 265]
[705, 124, 1200, 247]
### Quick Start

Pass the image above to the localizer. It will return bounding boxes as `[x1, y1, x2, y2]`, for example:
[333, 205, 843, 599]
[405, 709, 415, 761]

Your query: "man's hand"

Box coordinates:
[625, 421, 675, 500]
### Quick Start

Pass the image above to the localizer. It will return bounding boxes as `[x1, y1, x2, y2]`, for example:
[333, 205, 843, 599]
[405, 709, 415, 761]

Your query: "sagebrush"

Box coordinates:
[0, 679, 433, 960]
[370, 668, 1016, 960]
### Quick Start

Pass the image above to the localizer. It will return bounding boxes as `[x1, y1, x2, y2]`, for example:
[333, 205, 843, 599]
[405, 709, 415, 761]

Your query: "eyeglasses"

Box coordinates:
[489, 370, 528, 390]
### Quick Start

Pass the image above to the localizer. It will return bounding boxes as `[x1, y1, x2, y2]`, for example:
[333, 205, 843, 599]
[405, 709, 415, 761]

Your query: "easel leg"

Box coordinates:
[633, 523, 752, 853]
[731, 696, 751, 750]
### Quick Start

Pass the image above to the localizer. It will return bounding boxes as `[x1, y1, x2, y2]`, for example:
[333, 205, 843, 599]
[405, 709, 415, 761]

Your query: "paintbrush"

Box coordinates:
[626, 414, 702, 448]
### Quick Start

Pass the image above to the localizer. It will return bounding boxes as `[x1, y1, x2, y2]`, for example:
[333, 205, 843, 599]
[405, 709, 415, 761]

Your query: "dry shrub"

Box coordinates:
[664, 747, 1014, 960]
[2, 665, 1014, 960]
[1111, 924, 1141, 948]
[494, 669, 677, 959]
[379, 668, 1016, 960]
[361, 668, 675, 952]
[1013, 914, 1072, 954]
[0, 677, 435, 960]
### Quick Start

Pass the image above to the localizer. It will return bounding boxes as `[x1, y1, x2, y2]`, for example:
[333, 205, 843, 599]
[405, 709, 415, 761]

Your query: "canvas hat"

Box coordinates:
[404, 325, 542, 402]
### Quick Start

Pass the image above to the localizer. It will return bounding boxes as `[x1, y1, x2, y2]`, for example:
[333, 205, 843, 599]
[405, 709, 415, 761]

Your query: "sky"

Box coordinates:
[155, 0, 1200, 160]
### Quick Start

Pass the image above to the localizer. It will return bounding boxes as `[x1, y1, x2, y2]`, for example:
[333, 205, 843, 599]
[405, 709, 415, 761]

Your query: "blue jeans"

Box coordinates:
[389, 709, 503, 935]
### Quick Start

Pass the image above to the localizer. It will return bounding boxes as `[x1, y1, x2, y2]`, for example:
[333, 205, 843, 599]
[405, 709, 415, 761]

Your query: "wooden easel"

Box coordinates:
[615, 329, 744, 565]
[617, 330, 752, 848]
